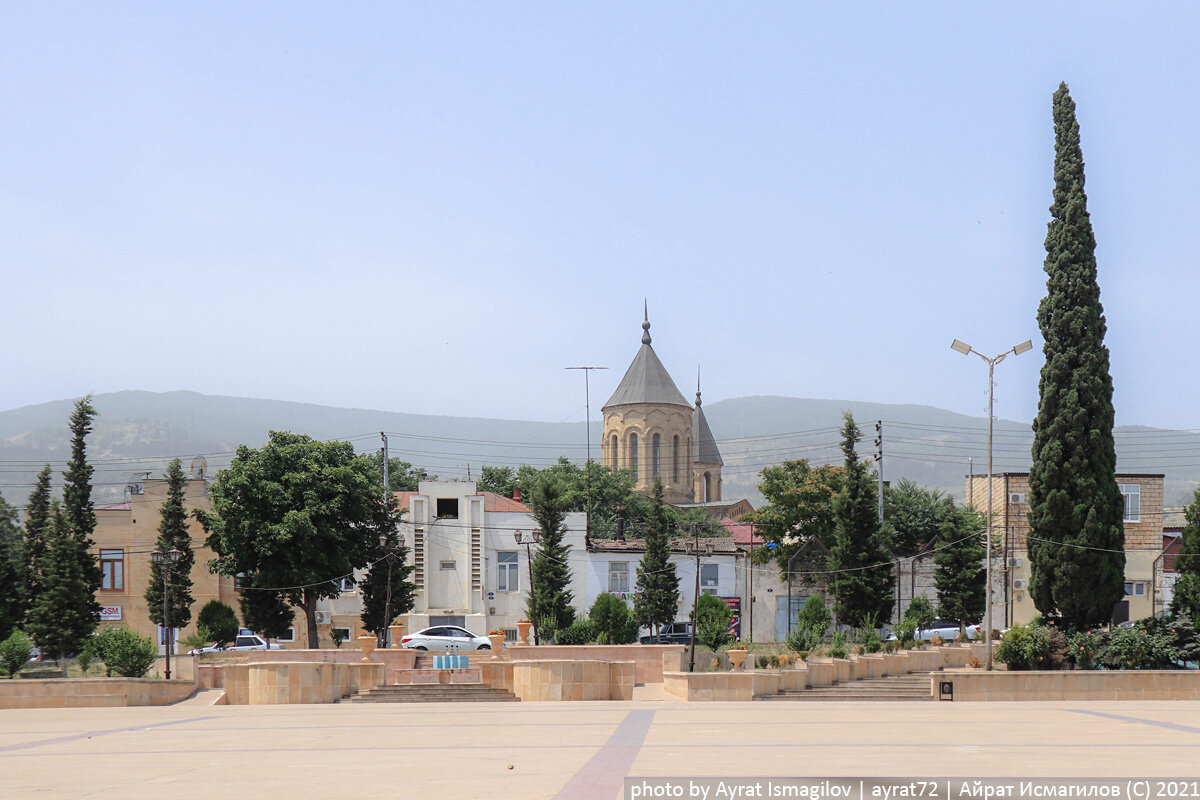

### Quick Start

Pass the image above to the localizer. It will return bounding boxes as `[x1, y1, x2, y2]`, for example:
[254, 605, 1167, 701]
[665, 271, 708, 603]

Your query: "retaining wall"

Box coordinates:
[935, 670, 1200, 701]
[0, 678, 195, 709]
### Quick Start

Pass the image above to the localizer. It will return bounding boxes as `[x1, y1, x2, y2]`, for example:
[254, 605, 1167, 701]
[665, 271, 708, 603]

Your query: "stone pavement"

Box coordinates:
[2, 700, 1199, 800]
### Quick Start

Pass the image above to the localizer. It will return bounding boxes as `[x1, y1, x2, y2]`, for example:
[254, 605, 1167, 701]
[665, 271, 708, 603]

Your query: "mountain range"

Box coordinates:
[1, 390, 1196, 511]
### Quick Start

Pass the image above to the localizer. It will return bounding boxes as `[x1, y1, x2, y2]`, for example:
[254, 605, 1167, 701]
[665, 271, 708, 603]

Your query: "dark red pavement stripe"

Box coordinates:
[0, 715, 218, 753]
[554, 709, 655, 800]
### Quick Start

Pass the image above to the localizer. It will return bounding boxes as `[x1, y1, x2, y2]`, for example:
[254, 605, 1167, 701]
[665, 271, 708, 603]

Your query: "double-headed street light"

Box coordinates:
[151, 547, 182, 680]
[951, 338, 1032, 671]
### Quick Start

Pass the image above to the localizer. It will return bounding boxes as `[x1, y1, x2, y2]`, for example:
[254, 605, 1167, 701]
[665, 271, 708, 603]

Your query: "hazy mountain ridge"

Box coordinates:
[0, 390, 1195, 510]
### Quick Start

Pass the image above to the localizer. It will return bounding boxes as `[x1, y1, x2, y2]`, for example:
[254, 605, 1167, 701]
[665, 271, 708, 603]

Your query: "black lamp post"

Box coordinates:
[151, 547, 182, 679]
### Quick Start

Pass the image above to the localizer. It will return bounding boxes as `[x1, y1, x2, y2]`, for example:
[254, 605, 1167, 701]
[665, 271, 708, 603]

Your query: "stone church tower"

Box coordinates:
[601, 309, 722, 505]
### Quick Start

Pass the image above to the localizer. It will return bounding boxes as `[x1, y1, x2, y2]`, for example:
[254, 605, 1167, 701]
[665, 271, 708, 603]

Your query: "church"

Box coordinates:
[600, 308, 730, 510]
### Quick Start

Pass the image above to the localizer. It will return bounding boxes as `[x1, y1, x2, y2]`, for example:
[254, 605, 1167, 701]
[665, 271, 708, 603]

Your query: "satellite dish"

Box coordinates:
[190, 456, 207, 480]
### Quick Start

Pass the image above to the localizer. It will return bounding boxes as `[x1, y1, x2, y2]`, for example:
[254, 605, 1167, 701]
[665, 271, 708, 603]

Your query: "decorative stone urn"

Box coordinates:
[388, 623, 405, 648]
[357, 633, 378, 662]
[516, 620, 533, 646]
[487, 633, 507, 659]
[727, 648, 748, 673]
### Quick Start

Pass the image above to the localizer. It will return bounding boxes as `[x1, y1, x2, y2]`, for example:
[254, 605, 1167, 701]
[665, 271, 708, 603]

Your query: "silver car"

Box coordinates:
[399, 626, 495, 651]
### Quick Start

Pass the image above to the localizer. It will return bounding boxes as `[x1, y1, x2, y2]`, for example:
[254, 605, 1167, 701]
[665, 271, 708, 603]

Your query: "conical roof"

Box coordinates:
[692, 384, 723, 466]
[602, 310, 691, 410]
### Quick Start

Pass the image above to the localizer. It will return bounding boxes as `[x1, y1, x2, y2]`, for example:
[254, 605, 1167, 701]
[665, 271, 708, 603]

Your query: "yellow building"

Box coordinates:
[966, 472, 1166, 627]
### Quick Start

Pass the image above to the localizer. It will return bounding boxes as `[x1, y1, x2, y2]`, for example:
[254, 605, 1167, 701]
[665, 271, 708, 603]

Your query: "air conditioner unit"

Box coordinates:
[314, 611, 332, 625]
[1009, 493, 1025, 504]
[1006, 556, 1023, 568]
[1012, 579, 1028, 591]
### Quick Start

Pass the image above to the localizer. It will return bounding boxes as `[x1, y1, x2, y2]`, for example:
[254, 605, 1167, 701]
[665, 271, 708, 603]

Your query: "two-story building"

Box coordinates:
[966, 472, 1166, 627]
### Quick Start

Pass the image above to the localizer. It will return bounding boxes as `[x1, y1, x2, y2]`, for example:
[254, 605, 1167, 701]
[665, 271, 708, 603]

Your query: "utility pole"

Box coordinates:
[874, 420, 884, 524]
[380, 431, 394, 646]
[565, 366, 607, 545]
[515, 530, 541, 645]
[686, 525, 713, 673]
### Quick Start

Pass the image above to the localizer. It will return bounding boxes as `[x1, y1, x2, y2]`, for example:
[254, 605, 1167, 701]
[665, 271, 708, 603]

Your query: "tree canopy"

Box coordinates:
[145, 459, 196, 632]
[748, 460, 842, 577]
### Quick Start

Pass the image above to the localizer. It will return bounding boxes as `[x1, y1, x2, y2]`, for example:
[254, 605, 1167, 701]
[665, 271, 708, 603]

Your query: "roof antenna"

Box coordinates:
[641, 299, 651, 345]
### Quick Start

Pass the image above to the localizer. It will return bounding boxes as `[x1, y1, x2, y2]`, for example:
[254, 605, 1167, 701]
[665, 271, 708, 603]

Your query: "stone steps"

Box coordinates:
[346, 685, 518, 703]
[763, 672, 936, 702]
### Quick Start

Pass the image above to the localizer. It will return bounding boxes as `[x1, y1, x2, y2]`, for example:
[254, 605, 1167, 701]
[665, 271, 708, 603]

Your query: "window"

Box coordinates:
[1124, 582, 1146, 597]
[101, 550, 124, 591]
[610, 435, 619, 469]
[700, 563, 719, 588]
[436, 498, 459, 519]
[1120, 484, 1141, 523]
[672, 436, 680, 483]
[275, 628, 295, 642]
[629, 433, 638, 482]
[335, 577, 356, 592]
[652, 433, 661, 478]
[234, 572, 248, 591]
[439, 560, 457, 571]
[608, 561, 630, 593]
[331, 627, 352, 643]
[497, 551, 519, 591]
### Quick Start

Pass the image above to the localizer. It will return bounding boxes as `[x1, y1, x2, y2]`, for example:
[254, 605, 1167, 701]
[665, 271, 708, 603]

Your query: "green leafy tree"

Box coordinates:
[359, 503, 416, 637]
[0, 631, 33, 678]
[22, 467, 52, 620]
[633, 479, 680, 640]
[883, 479, 947, 558]
[1027, 83, 1126, 630]
[588, 593, 638, 644]
[827, 413, 894, 628]
[477, 465, 518, 497]
[90, 626, 157, 678]
[933, 504, 987, 631]
[25, 504, 96, 661]
[903, 595, 936, 635]
[0, 492, 24, 641]
[145, 460, 196, 640]
[197, 600, 239, 648]
[62, 397, 102, 606]
[694, 594, 734, 650]
[524, 475, 576, 634]
[797, 594, 832, 635]
[238, 578, 295, 646]
[1171, 489, 1200, 622]
[198, 431, 395, 648]
[748, 460, 842, 576]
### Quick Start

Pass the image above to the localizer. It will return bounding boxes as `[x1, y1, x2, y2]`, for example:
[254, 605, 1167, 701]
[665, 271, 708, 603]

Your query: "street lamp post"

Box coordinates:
[515, 530, 541, 645]
[151, 547, 183, 680]
[565, 366, 607, 545]
[950, 337, 1032, 671]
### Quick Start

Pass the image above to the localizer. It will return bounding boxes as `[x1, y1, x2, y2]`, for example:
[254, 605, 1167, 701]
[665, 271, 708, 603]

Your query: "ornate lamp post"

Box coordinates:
[151, 547, 182, 679]
[514, 530, 541, 645]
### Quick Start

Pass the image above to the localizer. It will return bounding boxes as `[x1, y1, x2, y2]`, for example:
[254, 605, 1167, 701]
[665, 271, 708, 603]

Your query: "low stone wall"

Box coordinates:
[222, 661, 384, 705]
[510, 659, 634, 701]
[197, 649, 413, 689]
[807, 661, 835, 687]
[936, 670, 1200, 701]
[855, 654, 885, 679]
[0, 678, 195, 709]
[940, 646, 974, 668]
[503, 645, 682, 685]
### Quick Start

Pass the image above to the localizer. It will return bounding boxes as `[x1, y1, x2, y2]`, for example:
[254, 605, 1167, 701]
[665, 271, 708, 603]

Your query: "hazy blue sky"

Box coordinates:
[3, 3, 1197, 428]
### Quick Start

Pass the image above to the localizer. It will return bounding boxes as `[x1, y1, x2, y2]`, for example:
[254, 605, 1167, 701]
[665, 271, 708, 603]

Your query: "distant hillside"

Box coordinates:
[1, 390, 1196, 510]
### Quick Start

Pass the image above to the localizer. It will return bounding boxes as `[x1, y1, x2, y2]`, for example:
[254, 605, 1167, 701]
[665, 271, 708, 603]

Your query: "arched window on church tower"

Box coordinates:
[629, 433, 639, 482]
[652, 434, 660, 478]
[610, 434, 619, 469]
[672, 436, 680, 484]
[703, 471, 712, 502]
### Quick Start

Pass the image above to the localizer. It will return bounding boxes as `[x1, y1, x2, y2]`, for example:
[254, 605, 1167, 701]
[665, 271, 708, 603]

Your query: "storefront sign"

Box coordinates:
[100, 606, 122, 620]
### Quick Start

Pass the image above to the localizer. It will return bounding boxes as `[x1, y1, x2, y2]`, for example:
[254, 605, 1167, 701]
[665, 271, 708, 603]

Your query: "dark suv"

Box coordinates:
[639, 622, 692, 645]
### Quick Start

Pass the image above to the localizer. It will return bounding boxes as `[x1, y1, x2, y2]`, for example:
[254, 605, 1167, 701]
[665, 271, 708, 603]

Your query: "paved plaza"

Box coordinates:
[2, 699, 1200, 799]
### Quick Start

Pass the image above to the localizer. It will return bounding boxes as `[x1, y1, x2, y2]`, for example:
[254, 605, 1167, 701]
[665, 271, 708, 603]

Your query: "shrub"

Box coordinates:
[855, 618, 882, 654]
[904, 596, 935, 635]
[555, 619, 597, 646]
[785, 623, 823, 654]
[828, 630, 848, 659]
[995, 624, 1067, 671]
[179, 625, 213, 654]
[894, 619, 917, 648]
[796, 596, 832, 637]
[0, 631, 33, 678]
[75, 649, 93, 676]
[694, 595, 734, 650]
[589, 594, 638, 644]
[537, 615, 559, 645]
[1068, 630, 1105, 670]
[929, 635, 944, 647]
[757, 655, 770, 669]
[91, 627, 157, 678]
[196, 601, 239, 648]
[1100, 626, 1178, 670]
[330, 629, 345, 648]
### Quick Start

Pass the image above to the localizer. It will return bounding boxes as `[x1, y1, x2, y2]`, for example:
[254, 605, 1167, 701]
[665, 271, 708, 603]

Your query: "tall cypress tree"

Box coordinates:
[145, 459, 196, 632]
[23, 466, 53, 618]
[359, 497, 415, 638]
[827, 413, 893, 628]
[525, 475, 575, 636]
[62, 396, 102, 610]
[1027, 83, 1125, 630]
[25, 504, 95, 661]
[0, 492, 24, 640]
[1171, 489, 1200, 621]
[633, 479, 681, 641]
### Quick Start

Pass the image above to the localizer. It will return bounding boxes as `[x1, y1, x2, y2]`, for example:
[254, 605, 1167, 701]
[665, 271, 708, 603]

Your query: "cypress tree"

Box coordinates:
[633, 479, 681, 641]
[359, 498, 415, 638]
[62, 396, 102, 606]
[933, 502, 987, 632]
[23, 466, 52, 618]
[1171, 489, 1200, 621]
[1027, 83, 1125, 630]
[25, 504, 95, 661]
[525, 475, 576, 635]
[145, 459, 196, 633]
[827, 413, 894, 628]
[0, 492, 24, 640]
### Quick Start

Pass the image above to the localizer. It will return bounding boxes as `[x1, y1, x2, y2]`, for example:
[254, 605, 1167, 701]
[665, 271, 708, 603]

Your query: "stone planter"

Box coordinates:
[357, 634, 377, 662]
[487, 633, 507, 659]
[516, 621, 532, 646]
[728, 649, 748, 673]
[388, 623, 405, 648]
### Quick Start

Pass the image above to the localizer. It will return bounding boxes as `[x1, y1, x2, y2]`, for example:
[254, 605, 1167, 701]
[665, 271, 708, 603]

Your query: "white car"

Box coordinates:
[889, 619, 983, 642]
[189, 633, 285, 654]
[399, 626, 496, 651]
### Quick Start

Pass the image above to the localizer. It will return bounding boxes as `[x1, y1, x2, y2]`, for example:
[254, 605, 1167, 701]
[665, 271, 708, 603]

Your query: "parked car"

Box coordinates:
[189, 633, 285, 655]
[888, 619, 982, 642]
[639, 622, 693, 645]
[399, 626, 496, 651]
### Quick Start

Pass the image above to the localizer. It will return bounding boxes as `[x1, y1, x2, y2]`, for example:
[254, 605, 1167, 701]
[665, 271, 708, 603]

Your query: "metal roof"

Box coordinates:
[602, 312, 690, 409]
